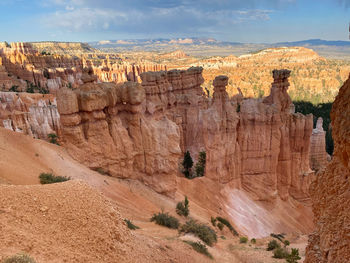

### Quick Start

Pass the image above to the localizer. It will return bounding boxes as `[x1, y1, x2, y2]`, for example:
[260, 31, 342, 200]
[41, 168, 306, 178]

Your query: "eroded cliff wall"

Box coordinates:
[0, 42, 167, 93]
[0, 92, 59, 138]
[305, 75, 350, 263]
[57, 67, 315, 203]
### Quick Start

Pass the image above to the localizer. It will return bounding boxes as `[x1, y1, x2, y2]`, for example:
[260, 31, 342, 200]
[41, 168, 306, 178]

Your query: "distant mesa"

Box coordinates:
[169, 38, 194, 44]
[115, 40, 135, 45]
[98, 40, 111, 45]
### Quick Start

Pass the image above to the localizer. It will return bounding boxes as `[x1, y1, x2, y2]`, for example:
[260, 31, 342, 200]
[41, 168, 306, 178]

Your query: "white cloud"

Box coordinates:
[40, 0, 283, 37]
[43, 7, 131, 31]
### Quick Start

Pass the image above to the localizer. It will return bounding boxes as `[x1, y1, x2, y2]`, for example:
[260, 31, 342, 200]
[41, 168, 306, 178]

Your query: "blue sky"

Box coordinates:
[0, 0, 349, 43]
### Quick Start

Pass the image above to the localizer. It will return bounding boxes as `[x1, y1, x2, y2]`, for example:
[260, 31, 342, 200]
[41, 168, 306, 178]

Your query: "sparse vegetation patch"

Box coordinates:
[216, 217, 238, 236]
[239, 236, 248, 243]
[267, 239, 280, 251]
[124, 219, 140, 230]
[179, 219, 217, 246]
[1, 253, 36, 263]
[183, 240, 213, 259]
[176, 196, 189, 217]
[150, 212, 179, 229]
[48, 133, 59, 145]
[39, 173, 70, 184]
[273, 247, 289, 259]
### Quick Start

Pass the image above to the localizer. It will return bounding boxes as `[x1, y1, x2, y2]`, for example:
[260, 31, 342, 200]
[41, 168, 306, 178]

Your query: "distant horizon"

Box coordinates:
[1, 38, 349, 45]
[0, 0, 349, 43]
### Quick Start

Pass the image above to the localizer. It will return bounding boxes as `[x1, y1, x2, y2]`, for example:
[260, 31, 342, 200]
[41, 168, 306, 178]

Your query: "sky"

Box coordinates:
[0, 0, 349, 43]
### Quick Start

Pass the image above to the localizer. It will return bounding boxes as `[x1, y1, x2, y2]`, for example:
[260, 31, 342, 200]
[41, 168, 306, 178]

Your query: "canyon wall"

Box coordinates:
[0, 42, 166, 93]
[57, 67, 315, 202]
[0, 92, 59, 138]
[0, 42, 83, 92]
[305, 75, 350, 263]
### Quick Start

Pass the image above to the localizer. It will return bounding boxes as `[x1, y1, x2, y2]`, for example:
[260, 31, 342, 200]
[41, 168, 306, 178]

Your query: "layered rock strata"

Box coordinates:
[305, 75, 350, 263]
[0, 92, 59, 138]
[0, 42, 83, 92]
[57, 68, 314, 202]
[309, 117, 328, 171]
[0, 42, 167, 93]
[57, 74, 182, 196]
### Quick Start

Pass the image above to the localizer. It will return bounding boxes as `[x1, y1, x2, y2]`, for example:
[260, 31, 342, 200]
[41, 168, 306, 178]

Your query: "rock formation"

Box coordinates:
[57, 77, 181, 196]
[57, 67, 314, 203]
[305, 75, 350, 263]
[310, 117, 328, 171]
[0, 42, 84, 92]
[91, 61, 166, 83]
[0, 42, 167, 93]
[0, 92, 59, 138]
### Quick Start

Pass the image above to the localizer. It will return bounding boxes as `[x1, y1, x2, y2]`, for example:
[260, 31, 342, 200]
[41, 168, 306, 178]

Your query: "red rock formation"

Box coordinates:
[92, 61, 166, 83]
[310, 117, 328, 171]
[0, 92, 59, 138]
[57, 79, 181, 196]
[0, 42, 83, 92]
[236, 70, 314, 201]
[0, 42, 167, 93]
[57, 68, 314, 204]
[305, 75, 350, 263]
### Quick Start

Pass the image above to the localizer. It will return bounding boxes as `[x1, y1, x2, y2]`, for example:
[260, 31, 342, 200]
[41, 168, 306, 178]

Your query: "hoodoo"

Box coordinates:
[53, 67, 317, 236]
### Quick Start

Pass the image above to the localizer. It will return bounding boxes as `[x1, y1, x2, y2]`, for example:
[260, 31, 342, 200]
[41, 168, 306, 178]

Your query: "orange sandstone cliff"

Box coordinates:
[305, 75, 350, 263]
[55, 67, 316, 236]
[0, 42, 166, 92]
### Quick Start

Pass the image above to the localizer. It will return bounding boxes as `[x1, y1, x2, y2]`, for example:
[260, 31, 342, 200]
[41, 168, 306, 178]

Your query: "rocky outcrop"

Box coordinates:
[0, 92, 59, 138]
[57, 79, 181, 196]
[30, 42, 95, 55]
[0, 42, 84, 92]
[305, 75, 350, 263]
[0, 42, 167, 93]
[92, 60, 166, 83]
[57, 67, 314, 203]
[310, 117, 328, 171]
[238, 70, 313, 201]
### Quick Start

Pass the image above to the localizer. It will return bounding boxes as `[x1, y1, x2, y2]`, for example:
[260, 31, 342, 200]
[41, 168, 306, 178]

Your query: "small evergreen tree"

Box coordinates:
[195, 151, 206, 177]
[48, 133, 59, 145]
[9, 85, 19, 92]
[284, 240, 290, 247]
[286, 248, 301, 263]
[182, 151, 193, 178]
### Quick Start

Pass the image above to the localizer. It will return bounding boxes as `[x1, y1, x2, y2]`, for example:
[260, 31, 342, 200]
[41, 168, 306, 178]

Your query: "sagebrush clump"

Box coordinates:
[267, 239, 280, 251]
[179, 219, 217, 246]
[2, 253, 36, 263]
[176, 196, 189, 217]
[210, 216, 217, 227]
[286, 248, 301, 263]
[273, 247, 289, 259]
[216, 217, 238, 236]
[124, 219, 140, 230]
[183, 241, 213, 259]
[217, 222, 224, 231]
[239, 236, 248, 243]
[39, 173, 70, 184]
[48, 133, 59, 145]
[150, 212, 179, 229]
